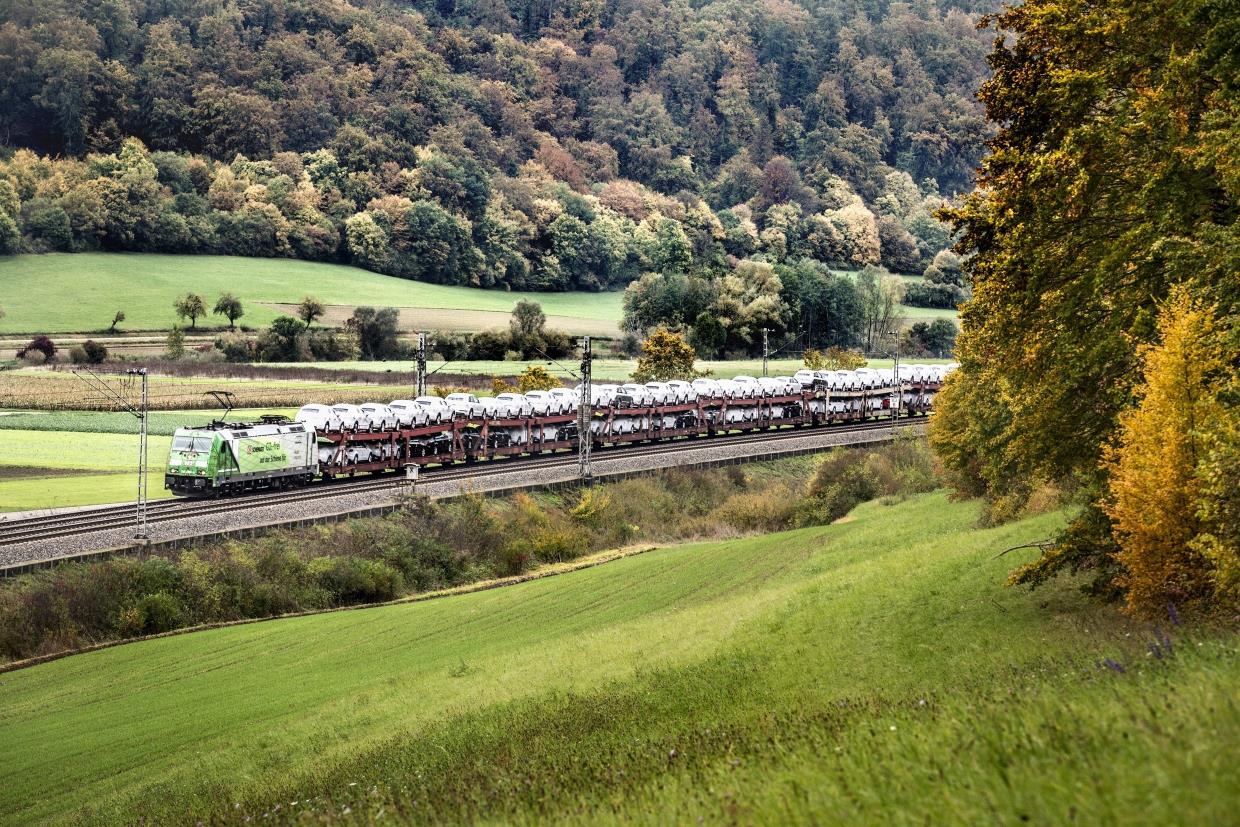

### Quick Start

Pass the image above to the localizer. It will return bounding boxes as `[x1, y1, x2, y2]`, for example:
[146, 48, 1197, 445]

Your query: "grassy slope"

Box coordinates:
[0, 253, 953, 336]
[2, 492, 1233, 824]
[0, 253, 624, 334]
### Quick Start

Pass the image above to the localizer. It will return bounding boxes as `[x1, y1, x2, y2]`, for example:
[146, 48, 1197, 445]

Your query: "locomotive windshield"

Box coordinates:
[172, 433, 213, 452]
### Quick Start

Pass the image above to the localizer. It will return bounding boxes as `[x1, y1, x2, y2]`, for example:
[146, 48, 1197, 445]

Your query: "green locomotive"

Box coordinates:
[165, 417, 317, 496]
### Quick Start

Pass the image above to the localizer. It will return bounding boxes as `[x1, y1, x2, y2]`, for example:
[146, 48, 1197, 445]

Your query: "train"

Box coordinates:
[164, 364, 954, 497]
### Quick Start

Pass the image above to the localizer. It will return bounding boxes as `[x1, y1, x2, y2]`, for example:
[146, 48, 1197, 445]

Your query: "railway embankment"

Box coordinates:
[0, 420, 922, 573]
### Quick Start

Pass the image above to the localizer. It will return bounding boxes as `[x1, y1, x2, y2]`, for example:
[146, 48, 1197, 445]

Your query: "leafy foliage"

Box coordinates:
[803, 346, 866, 371]
[0, 0, 976, 293]
[1103, 290, 1231, 617]
[211, 292, 243, 329]
[173, 292, 205, 329]
[631, 327, 703, 382]
[516, 365, 561, 392]
[930, 0, 1240, 613]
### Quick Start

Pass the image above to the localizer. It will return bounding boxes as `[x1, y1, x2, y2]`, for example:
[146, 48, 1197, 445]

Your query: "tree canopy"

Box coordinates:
[0, 0, 981, 293]
[929, 0, 1239, 616]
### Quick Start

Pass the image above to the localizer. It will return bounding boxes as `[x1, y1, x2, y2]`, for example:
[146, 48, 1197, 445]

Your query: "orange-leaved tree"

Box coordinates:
[1102, 288, 1226, 616]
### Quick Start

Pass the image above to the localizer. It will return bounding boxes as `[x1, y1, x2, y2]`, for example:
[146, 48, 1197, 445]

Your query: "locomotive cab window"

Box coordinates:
[172, 434, 212, 452]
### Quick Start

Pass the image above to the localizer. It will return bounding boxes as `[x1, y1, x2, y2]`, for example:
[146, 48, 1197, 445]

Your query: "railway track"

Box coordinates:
[0, 417, 922, 551]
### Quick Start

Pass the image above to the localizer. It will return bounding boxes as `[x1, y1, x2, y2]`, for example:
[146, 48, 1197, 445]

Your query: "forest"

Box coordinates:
[0, 0, 988, 349]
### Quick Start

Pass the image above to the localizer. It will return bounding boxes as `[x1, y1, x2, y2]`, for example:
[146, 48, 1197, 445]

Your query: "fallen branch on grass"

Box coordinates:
[992, 539, 1054, 560]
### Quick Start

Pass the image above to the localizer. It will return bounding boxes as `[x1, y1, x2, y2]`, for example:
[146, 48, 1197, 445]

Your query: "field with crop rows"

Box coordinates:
[0, 408, 299, 436]
[0, 369, 416, 411]
[266, 356, 957, 381]
[2, 492, 1234, 824]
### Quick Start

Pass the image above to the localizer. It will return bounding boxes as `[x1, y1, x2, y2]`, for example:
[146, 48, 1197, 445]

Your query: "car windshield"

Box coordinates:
[172, 433, 213, 452]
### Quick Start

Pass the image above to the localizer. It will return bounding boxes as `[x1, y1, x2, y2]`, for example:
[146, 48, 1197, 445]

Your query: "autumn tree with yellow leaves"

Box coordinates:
[1102, 291, 1230, 616]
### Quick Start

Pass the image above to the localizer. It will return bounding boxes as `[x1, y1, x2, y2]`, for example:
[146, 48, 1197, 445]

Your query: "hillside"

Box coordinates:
[2, 492, 1234, 824]
[0, 253, 624, 335]
[0, 0, 982, 353]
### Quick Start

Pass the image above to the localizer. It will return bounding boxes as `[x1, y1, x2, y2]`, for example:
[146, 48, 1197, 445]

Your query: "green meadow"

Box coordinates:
[0, 430, 174, 511]
[1, 491, 1233, 824]
[0, 253, 954, 338]
[0, 253, 625, 335]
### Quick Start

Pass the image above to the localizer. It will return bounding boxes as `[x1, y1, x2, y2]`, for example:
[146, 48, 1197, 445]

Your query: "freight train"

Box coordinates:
[164, 365, 953, 497]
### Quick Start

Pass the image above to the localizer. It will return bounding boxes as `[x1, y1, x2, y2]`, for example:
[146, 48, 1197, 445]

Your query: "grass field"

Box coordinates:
[0, 430, 174, 511]
[0, 253, 954, 337]
[0, 253, 625, 335]
[1, 492, 1233, 824]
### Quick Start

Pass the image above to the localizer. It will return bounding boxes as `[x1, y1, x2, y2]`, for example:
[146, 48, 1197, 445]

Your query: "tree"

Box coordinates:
[631, 327, 702, 382]
[212, 293, 243, 330]
[516, 365, 561, 393]
[621, 272, 716, 334]
[904, 319, 957, 356]
[298, 296, 325, 330]
[877, 215, 921, 274]
[510, 300, 546, 340]
[174, 293, 206, 329]
[652, 218, 692, 276]
[17, 335, 57, 362]
[347, 306, 401, 360]
[689, 311, 725, 359]
[81, 340, 108, 363]
[931, 0, 1240, 605]
[109, 310, 125, 332]
[805, 346, 865, 371]
[855, 267, 904, 352]
[258, 316, 306, 361]
[1102, 290, 1226, 617]
[923, 250, 963, 286]
[164, 326, 185, 359]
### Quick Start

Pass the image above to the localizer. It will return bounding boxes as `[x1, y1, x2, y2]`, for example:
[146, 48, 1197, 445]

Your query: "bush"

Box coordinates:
[309, 556, 404, 605]
[214, 332, 257, 362]
[0, 449, 934, 662]
[82, 340, 108, 363]
[467, 330, 509, 360]
[432, 331, 472, 361]
[16, 335, 56, 362]
[67, 340, 109, 364]
[308, 329, 360, 361]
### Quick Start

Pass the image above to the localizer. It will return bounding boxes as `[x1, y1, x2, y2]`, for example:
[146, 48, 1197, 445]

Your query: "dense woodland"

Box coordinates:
[0, 0, 988, 350]
[930, 0, 1239, 618]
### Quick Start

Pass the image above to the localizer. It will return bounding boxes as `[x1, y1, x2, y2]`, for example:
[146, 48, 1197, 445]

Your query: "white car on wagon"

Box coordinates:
[295, 404, 344, 432]
[388, 400, 430, 427]
[359, 403, 399, 431]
